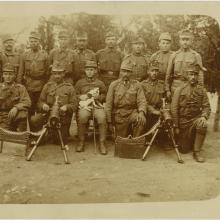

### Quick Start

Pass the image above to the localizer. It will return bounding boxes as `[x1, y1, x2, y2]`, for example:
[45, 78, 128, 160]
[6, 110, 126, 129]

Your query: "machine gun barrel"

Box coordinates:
[49, 96, 60, 128]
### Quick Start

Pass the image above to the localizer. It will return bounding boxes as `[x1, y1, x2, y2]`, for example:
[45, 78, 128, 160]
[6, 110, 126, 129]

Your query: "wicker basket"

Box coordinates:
[115, 135, 146, 159]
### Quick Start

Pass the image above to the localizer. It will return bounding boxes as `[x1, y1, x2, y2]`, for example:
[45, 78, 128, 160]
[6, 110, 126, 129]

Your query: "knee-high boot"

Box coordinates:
[76, 123, 87, 152]
[193, 132, 206, 162]
[98, 123, 107, 155]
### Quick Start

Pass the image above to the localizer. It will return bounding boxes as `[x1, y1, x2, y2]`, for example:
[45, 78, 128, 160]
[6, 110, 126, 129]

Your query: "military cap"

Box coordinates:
[159, 32, 171, 41]
[58, 30, 68, 39]
[105, 31, 116, 38]
[76, 31, 88, 40]
[52, 62, 65, 72]
[29, 31, 40, 40]
[2, 34, 15, 43]
[2, 63, 15, 73]
[85, 60, 97, 68]
[149, 61, 159, 71]
[120, 60, 133, 72]
[131, 36, 145, 44]
[179, 29, 193, 38]
[186, 64, 200, 74]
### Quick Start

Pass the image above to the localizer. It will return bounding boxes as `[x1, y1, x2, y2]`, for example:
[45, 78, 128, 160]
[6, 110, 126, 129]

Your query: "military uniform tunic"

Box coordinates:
[171, 83, 211, 153]
[122, 53, 148, 82]
[19, 49, 48, 92]
[149, 50, 174, 82]
[73, 48, 96, 83]
[96, 47, 123, 87]
[0, 51, 21, 82]
[0, 83, 31, 130]
[165, 48, 204, 93]
[49, 48, 75, 84]
[105, 79, 147, 137]
[75, 78, 107, 124]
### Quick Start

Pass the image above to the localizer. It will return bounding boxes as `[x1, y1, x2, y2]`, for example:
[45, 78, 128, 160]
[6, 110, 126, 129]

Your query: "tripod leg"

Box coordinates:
[142, 128, 160, 161]
[168, 128, 184, 164]
[26, 127, 47, 161]
[57, 129, 70, 164]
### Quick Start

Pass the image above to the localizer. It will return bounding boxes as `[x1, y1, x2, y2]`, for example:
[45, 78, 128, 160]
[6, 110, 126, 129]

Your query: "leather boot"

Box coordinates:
[98, 123, 107, 155]
[193, 132, 206, 163]
[76, 123, 87, 152]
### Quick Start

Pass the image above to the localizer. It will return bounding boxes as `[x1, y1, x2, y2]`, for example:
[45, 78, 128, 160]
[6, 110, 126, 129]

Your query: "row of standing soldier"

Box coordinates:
[0, 29, 211, 162]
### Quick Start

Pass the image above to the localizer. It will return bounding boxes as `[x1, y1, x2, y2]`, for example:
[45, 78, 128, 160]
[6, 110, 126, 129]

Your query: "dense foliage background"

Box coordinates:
[37, 13, 220, 93]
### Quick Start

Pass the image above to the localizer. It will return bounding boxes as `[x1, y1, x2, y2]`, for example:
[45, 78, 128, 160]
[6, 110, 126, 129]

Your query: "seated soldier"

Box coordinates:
[141, 61, 170, 148]
[0, 63, 31, 131]
[75, 60, 107, 155]
[105, 60, 147, 138]
[31, 62, 77, 144]
[171, 64, 211, 162]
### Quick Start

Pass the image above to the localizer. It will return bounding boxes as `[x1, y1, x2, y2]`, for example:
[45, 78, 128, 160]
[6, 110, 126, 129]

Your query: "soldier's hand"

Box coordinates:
[42, 103, 50, 112]
[137, 111, 146, 126]
[60, 105, 67, 112]
[152, 109, 160, 116]
[166, 91, 172, 102]
[197, 117, 207, 128]
[8, 107, 18, 120]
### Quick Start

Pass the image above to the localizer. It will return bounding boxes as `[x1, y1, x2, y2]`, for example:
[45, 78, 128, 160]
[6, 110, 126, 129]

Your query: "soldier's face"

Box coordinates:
[105, 37, 116, 48]
[53, 71, 65, 83]
[4, 40, 15, 51]
[132, 42, 144, 54]
[85, 67, 96, 78]
[149, 69, 159, 80]
[29, 38, 40, 50]
[159, 40, 171, 52]
[187, 71, 198, 85]
[3, 72, 16, 84]
[179, 37, 192, 49]
[58, 37, 68, 48]
[76, 38, 87, 49]
[120, 69, 132, 80]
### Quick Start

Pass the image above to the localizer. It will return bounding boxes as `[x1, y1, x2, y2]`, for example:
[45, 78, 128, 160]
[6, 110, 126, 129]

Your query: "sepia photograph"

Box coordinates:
[0, 1, 220, 218]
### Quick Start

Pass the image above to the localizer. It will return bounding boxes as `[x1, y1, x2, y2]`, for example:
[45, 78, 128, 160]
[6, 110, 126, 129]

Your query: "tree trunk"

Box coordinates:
[214, 91, 220, 131]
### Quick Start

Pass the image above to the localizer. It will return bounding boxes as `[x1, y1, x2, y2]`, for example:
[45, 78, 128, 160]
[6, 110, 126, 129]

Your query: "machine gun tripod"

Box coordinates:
[26, 96, 70, 164]
[142, 98, 184, 164]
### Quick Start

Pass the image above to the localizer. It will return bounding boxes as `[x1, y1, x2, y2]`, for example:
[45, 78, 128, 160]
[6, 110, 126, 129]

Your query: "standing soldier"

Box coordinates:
[31, 62, 77, 144]
[49, 31, 75, 84]
[75, 60, 107, 154]
[165, 29, 206, 100]
[73, 32, 96, 83]
[105, 61, 147, 138]
[171, 64, 211, 162]
[0, 34, 21, 82]
[0, 63, 31, 131]
[122, 36, 149, 82]
[96, 32, 123, 88]
[18, 31, 48, 116]
[150, 32, 174, 84]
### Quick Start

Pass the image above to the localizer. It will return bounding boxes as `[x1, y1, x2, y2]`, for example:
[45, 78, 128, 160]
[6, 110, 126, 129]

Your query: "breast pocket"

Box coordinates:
[99, 59, 108, 70]
[126, 91, 137, 105]
[59, 93, 69, 105]
[24, 59, 32, 71]
[36, 59, 45, 71]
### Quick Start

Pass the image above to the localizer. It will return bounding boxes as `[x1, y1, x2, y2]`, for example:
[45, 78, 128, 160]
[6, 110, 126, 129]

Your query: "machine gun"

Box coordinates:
[26, 96, 70, 164]
[142, 98, 184, 163]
